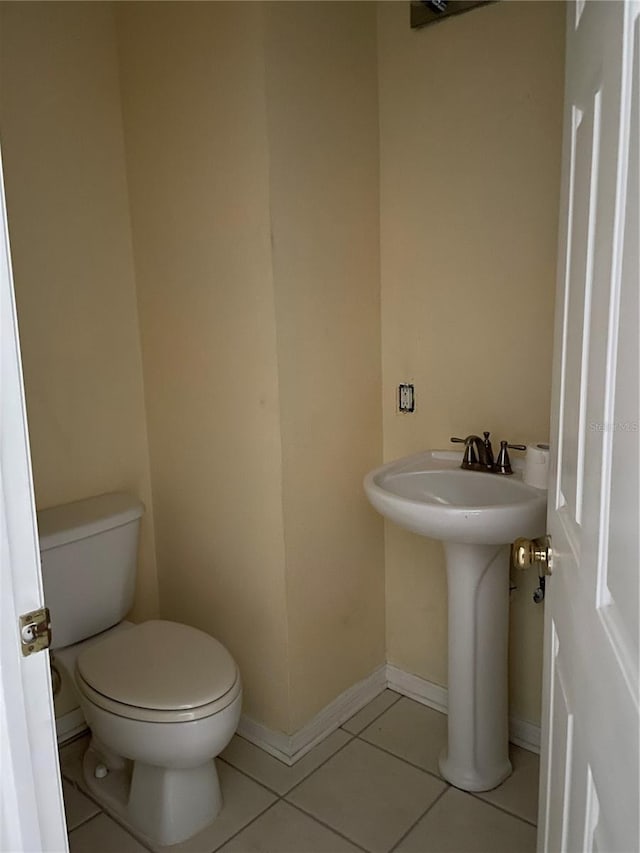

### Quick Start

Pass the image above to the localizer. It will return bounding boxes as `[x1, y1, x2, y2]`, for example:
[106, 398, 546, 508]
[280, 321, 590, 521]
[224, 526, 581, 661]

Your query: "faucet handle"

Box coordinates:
[495, 441, 513, 475]
[495, 441, 526, 474]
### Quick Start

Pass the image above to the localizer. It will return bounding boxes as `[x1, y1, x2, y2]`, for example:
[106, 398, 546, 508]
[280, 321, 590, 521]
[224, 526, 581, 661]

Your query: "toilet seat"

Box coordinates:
[76, 669, 241, 723]
[76, 620, 241, 723]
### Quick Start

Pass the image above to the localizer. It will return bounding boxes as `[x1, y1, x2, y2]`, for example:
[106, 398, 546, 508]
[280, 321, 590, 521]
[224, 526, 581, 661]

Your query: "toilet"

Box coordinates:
[38, 492, 242, 847]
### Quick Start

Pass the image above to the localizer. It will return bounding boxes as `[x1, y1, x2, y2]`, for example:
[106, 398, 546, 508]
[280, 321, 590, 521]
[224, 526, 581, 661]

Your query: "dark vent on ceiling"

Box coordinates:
[410, 1, 494, 30]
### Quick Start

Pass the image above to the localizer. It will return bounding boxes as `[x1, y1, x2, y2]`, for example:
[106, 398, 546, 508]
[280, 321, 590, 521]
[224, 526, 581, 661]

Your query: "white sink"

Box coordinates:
[364, 450, 546, 545]
[364, 449, 547, 793]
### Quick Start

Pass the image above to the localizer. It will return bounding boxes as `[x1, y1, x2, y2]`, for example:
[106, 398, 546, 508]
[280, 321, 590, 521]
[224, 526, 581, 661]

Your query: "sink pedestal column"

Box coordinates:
[438, 542, 512, 792]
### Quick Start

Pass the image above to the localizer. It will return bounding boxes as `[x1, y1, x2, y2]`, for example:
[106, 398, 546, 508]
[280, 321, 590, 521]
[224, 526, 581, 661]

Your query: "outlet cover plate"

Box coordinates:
[398, 384, 415, 413]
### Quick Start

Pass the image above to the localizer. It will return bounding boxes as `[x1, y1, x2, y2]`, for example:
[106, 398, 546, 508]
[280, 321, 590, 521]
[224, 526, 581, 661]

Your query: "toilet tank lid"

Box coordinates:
[37, 493, 144, 551]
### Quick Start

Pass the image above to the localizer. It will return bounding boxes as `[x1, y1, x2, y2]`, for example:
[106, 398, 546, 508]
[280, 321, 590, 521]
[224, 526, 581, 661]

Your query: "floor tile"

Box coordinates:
[217, 800, 363, 853]
[68, 813, 148, 853]
[359, 697, 448, 776]
[341, 690, 401, 735]
[62, 781, 100, 831]
[287, 738, 446, 853]
[59, 733, 90, 786]
[221, 729, 352, 795]
[396, 787, 537, 853]
[147, 761, 276, 853]
[476, 745, 540, 825]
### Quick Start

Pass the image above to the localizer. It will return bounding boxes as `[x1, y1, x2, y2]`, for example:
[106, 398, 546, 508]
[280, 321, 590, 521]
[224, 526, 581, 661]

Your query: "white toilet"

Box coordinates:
[39, 492, 242, 847]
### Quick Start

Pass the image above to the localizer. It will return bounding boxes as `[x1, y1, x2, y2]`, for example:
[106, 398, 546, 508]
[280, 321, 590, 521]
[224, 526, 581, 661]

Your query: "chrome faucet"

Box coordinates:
[450, 432, 525, 475]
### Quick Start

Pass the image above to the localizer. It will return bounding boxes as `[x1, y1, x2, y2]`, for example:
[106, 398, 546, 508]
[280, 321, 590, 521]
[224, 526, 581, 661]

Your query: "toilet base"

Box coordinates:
[82, 743, 223, 847]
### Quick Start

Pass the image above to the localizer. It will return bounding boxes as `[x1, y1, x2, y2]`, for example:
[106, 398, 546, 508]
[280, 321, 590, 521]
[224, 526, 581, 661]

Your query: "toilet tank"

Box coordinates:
[37, 493, 144, 650]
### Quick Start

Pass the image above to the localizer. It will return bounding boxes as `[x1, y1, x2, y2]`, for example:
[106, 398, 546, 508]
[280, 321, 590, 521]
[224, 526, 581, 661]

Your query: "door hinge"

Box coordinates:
[19, 607, 51, 656]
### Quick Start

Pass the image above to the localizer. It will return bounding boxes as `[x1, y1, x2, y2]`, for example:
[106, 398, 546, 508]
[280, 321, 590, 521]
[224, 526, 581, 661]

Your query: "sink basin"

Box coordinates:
[364, 449, 547, 792]
[364, 450, 546, 545]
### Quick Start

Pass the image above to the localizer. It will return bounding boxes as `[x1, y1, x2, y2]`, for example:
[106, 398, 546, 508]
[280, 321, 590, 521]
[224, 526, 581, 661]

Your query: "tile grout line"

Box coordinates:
[279, 700, 453, 853]
[66, 812, 104, 842]
[65, 768, 155, 852]
[63, 775, 107, 822]
[339, 690, 404, 737]
[353, 734, 448, 786]
[220, 686, 402, 795]
[209, 799, 282, 853]
[388, 784, 451, 853]
[283, 800, 372, 853]
[194, 697, 410, 852]
[281, 731, 358, 798]
[66, 810, 103, 836]
[353, 729, 538, 829]
[468, 792, 538, 829]
[216, 755, 285, 798]
[218, 727, 358, 799]
[212, 731, 363, 853]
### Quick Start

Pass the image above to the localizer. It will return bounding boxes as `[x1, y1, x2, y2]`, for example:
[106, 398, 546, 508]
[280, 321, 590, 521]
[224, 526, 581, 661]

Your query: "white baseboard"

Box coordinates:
[386, 663, 540, 754]
[56, 708, 87, 744]
[237, 665, 388, 766]
[236, 717, 293, 764]
[508, 716, 542, 754]
[385, 664, 448, 713]
[238, 663, 540, 763]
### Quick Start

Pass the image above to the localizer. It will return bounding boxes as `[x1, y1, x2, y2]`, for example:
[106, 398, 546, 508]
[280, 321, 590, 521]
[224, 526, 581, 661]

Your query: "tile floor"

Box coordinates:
[60, 691, 539, 853]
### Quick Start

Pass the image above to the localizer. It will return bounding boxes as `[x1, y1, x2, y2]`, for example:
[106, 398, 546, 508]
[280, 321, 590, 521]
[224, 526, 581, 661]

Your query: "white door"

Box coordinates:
[538, 1, 639, 852]
[0, 149, 68, 851]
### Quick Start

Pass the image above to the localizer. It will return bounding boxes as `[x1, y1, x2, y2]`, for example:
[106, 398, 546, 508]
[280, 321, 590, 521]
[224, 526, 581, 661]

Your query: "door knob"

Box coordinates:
[511, 536, 553, 575]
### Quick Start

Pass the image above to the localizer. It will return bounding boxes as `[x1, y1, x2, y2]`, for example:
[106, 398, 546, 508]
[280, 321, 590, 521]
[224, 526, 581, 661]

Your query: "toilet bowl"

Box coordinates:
[73, 620, 242, 846]
[37, 493, 243, 847]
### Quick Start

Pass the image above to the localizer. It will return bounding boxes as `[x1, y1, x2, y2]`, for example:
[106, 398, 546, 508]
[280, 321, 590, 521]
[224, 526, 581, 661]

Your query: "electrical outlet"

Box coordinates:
[398, 384, 415, 413]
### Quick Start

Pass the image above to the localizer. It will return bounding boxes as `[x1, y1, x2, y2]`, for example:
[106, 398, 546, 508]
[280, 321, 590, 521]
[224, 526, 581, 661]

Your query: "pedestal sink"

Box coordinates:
[364, 450, 546, 791]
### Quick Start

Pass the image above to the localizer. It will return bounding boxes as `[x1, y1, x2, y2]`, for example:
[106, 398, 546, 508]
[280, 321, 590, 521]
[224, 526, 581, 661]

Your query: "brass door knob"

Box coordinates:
[511, 536, 553, 575]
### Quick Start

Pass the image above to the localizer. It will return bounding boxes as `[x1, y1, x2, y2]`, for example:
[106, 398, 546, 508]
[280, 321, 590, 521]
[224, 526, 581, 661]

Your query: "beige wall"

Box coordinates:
[116, 2, 291, 731]
[117, 1, 384, 733]
[264, 2, 385, 730]
[0, 3, 159, 629]
[378, 0, 565, 724]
